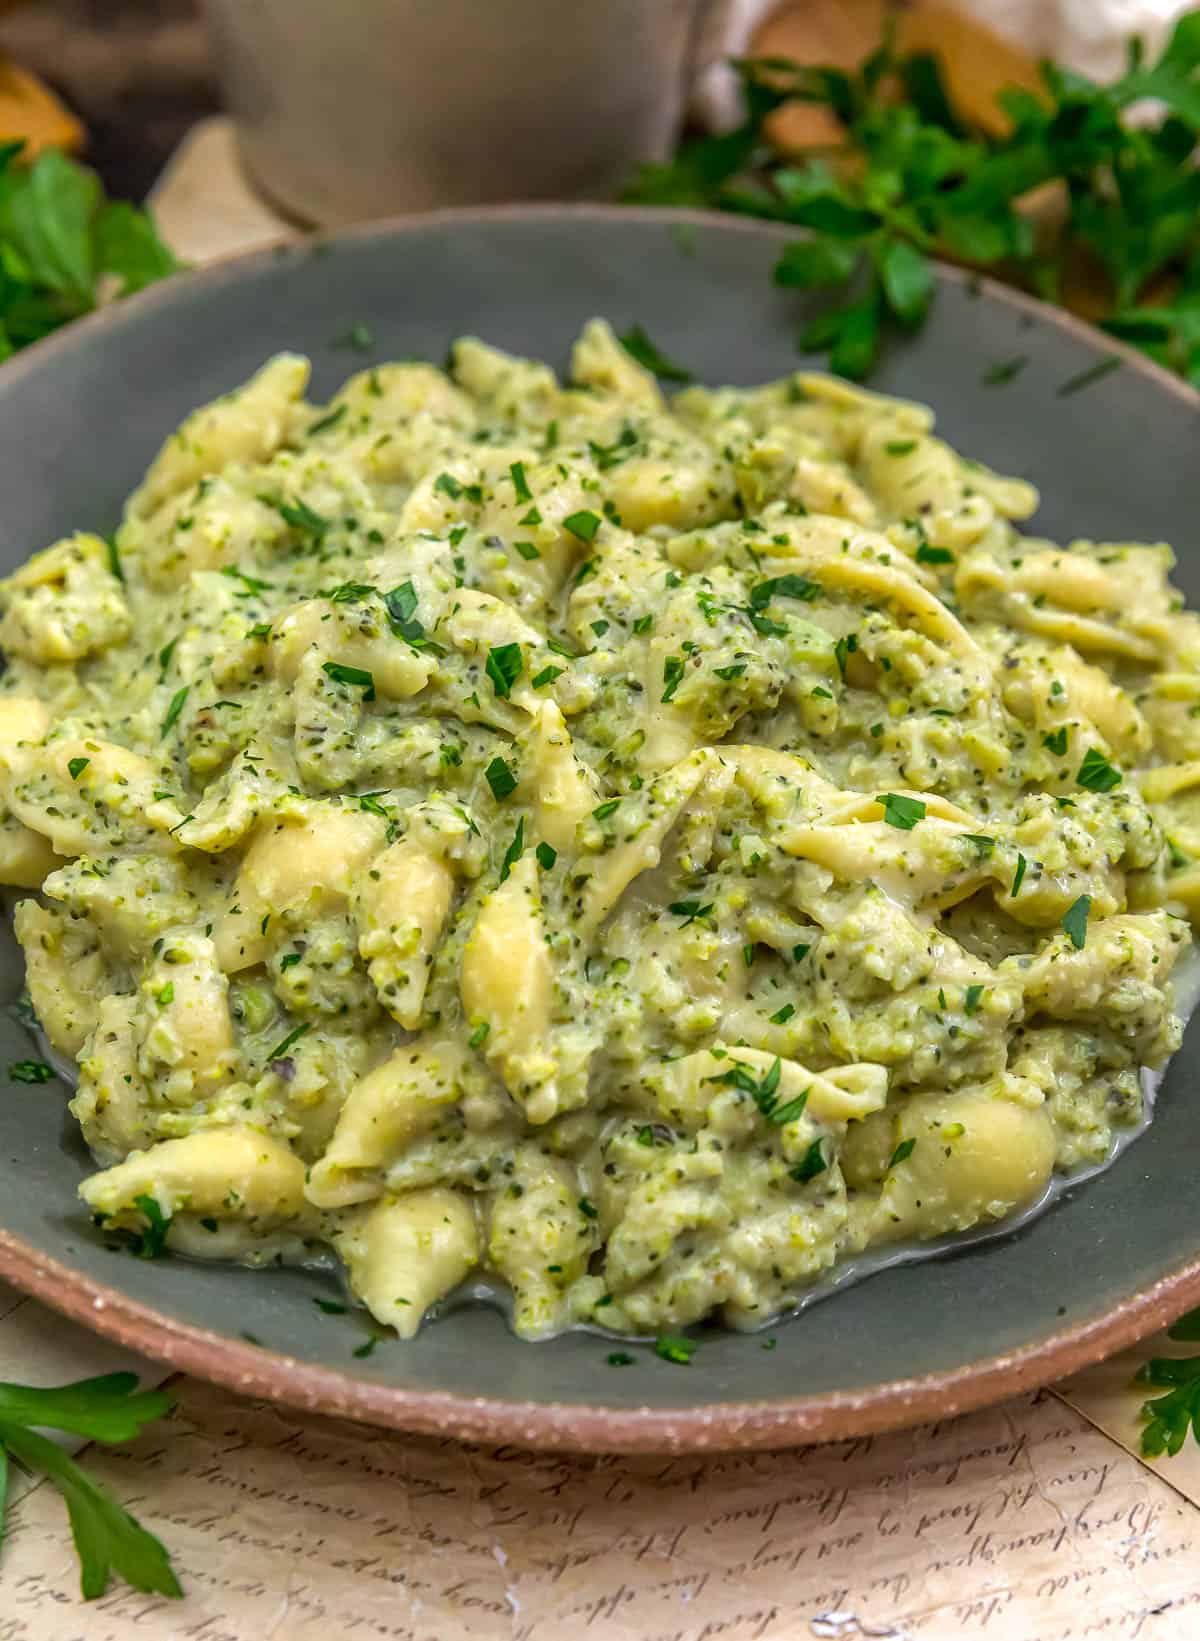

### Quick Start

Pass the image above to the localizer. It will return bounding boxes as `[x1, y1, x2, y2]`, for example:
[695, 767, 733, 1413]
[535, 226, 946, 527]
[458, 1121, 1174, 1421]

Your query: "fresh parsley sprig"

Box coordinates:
[1137, 1305, 1200, 1457]
[0, 144, 177, 359]
[0, 1372, 182, 1600]
[624, 15, 1200, 383]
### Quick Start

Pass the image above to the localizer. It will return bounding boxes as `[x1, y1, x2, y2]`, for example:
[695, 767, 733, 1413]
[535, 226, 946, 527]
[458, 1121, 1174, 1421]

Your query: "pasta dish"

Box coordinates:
[1, 320, 1195, 1342]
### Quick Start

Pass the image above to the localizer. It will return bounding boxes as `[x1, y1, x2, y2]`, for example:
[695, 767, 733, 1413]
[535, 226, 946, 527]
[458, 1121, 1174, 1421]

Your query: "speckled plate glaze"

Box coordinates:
[3, 207, 1200, 1454]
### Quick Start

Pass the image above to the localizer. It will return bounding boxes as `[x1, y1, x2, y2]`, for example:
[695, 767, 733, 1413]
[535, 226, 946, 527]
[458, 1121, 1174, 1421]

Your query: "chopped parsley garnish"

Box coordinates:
[157, 636, 178, 675]
[714, 662, 747, 680]
[330, 580, 375, 603]
[133, 1195, 172, 1260]
[308, 404, 346, 436]
[790, 1139, 827, 1183]
[330, 322, 373, 351]
[67, 756, 90, 781]
[593, 798, 621, 820]
[1061, 894, 1091, 949]
[275, 497, 330, 540]
[221, 565, 273, 596]
[578, 1197, 599, 1220]
[964, 984, 985, 1015]
[1058, 357, 1120, 398]
[485, 642, 524, 699]
[653, 1332, 698, 1365]
[485, 757, 518, 800]
[279, 952, 302, 971]
[434, 471, 482, 503]
[1011, 852, 1028, 896]
[983, 356, 1028, 386]
[915, 542, 955, 566]
[589, 425, 639, 470]
[314, 1298, 347, 1315]
[618, 324, 693, 382]
[104, 531, 124, 583]
[499, 818, 525, 883]
[749, 573, 820, 608]
[266, 1023, 311, 1064]
[770, 1003, 796, 1025]
[154, 982, 174, 1007]
[792, 943, 811, 962]
[885, 439, 917, 455]
[531, 664, 564, 689]
[833, 632, 857, 676]
[535, 841, 557, 870]
[704, 1057, 808, 1125]
[468, 1022, 490, 1049]
[1077, 746, 1122, 792]
[661, 655, 686, 702]
[322, 661, 376, 701]
[668, 900, 712, 926]
[508, 460, 532, 503]
[889, 1138, 917, 1168]
[607, 1351, 635, 1367]
[9, 1059, 53, 1084]
[632, 613, 653, 634]
[514, 540, 541, 561]
[383, 581, 441, 652]
[1042, 727, 1069, 755]
[563, 509, 601, 544]
[161, 685, 189, 735]
[877, 792, 925, 830]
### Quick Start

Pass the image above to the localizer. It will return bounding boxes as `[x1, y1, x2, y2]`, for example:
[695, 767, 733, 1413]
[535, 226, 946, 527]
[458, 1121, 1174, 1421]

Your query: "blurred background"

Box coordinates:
[0, 0, 1192, 207]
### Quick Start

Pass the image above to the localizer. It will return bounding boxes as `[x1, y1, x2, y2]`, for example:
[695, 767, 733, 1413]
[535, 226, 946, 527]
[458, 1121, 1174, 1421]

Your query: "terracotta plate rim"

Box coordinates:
[2, 203, 1198, 1452]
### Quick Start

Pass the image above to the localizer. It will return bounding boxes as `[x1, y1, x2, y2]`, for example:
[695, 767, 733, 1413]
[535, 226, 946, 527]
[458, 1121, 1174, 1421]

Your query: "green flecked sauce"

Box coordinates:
[0, 319, 1196, 1343]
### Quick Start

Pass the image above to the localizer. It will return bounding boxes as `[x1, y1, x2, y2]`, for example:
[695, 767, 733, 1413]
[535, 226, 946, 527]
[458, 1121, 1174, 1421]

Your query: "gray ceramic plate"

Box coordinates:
[2, 206, 1199, 1453]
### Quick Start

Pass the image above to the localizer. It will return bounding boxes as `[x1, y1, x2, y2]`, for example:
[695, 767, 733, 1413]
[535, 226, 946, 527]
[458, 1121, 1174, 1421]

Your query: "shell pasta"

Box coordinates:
[2, 320, 1195, 1340]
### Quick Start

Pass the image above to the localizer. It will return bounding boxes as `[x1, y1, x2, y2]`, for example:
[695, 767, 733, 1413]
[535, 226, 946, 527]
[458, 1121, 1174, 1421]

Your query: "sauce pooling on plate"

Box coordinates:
[1, 320, 1196, 1342]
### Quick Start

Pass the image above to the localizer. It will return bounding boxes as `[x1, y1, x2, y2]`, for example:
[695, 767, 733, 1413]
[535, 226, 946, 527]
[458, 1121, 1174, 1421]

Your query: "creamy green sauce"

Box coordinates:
[2, 319, 1197, 1342]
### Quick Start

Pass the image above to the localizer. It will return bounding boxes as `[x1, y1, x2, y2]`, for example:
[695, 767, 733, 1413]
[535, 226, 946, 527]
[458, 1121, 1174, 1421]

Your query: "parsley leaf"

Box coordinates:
[661, 655, 686, 703]
[508, 460, 532, 503]
[275, 497, 330, 540]
[749, 573, 820, 607]
[266, 1022, 311, 1065]
[618, 324, 693, 382]
[1077, 747, 1122, 792]
[0, 1372, 180, 1599]
[161, 685, 189, 736]
[654, 1332, 698, 1365]
[889, 1138, 917, 1168]
[790, 1138, 828, 1183]
[1042, 727, 1069, 756]
[563, 509, 601, 544]
[322, 661, 376, 701]
[877, 792, 926, 829]
[1011, 852, 1028, 897]
[622, 24, 1200, 390]
[499, 817, 525, 883]
[915, 542, 955, 566]
[1061, 893, 1091, 949]
[485, 757, 518, 801]
[8, 1059, 53, 1084]
[1137, 1351, 1200, 1457]
[668, 900, 713, 926]
[485, 642, 524, 699]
